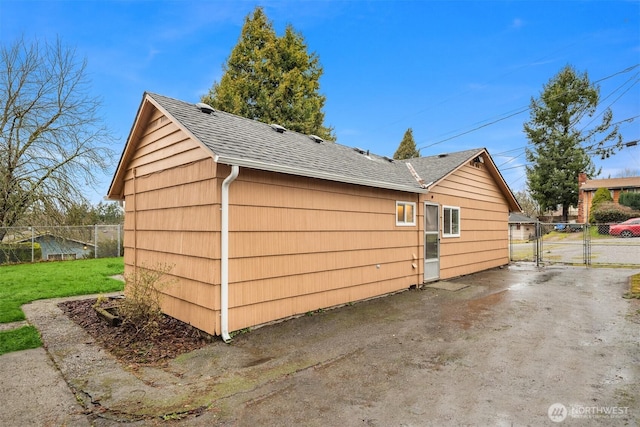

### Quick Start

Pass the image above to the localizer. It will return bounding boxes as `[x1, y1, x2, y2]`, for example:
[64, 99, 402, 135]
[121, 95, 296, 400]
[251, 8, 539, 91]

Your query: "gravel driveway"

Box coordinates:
[6, 263, 640, 426]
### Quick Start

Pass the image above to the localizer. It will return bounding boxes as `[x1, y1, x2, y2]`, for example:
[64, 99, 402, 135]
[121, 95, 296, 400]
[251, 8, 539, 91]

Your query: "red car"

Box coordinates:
[609, 218, 640, 237]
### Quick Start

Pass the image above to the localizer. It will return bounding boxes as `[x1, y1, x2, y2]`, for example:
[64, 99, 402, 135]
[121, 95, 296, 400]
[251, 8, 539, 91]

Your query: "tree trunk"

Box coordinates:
[562, 203, 569, 222]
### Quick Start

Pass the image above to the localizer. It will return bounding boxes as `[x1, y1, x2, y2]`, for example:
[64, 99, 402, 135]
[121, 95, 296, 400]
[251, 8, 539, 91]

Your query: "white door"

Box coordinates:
[424, 203, 440, 282]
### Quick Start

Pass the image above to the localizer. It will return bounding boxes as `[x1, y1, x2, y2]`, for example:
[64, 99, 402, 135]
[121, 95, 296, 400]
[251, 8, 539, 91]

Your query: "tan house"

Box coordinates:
[577, 173, 640, 222]
[108, 93, 520, 340]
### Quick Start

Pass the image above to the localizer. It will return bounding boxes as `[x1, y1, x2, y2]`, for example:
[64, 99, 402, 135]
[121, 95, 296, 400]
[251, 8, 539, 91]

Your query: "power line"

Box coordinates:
[417, 108, 529, 150]
[415, 64, 640, 150]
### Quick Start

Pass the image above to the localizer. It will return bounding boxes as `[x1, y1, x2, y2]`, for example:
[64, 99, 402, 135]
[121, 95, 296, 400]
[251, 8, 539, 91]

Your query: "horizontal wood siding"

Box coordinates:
[226, 168, 421, 332]
[121, 109, 221, 335]
[426, 162, 510, 279]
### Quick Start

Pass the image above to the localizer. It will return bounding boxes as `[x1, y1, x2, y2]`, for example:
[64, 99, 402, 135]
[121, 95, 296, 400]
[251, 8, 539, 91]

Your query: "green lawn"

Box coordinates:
[0, 326, 42, 355]
[0, 257, 124, 324]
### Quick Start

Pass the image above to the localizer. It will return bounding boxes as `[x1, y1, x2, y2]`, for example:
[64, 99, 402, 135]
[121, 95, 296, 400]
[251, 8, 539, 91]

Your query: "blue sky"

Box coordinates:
[2, 0, 639, 203]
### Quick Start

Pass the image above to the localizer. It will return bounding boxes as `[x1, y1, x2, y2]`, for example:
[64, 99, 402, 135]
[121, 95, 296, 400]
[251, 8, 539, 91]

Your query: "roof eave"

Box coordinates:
[214, 155, 429, 194]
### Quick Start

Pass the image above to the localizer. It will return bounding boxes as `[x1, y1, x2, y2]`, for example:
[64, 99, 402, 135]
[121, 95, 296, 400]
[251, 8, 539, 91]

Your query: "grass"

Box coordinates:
[0, 257, 124, 324]
[0, 326, 42, 355]
[623, 273, 640, 299]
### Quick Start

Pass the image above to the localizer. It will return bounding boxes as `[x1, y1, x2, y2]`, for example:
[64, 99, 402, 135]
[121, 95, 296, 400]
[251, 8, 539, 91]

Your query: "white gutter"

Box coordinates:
[220, 165, 239, 343]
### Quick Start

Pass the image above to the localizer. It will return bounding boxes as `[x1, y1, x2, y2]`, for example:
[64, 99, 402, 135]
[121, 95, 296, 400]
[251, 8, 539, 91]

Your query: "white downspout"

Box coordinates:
[220, 165, 239, 343]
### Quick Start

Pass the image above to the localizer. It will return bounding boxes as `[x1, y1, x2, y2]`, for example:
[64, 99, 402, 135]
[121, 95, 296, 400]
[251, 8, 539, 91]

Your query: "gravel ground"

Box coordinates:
[2, 264, 639, 426]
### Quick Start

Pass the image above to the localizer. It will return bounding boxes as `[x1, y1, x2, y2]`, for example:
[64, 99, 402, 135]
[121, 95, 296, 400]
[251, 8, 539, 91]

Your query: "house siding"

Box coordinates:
[225, 167, 421, 332]
[122, 109, 221, 335]
[426, 161, 509, 279]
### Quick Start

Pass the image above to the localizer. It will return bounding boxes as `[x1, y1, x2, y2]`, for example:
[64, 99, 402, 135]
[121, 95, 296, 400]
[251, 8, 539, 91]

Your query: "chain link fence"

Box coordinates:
[510, 222, 640, 266]
[0, 224, 124, 264]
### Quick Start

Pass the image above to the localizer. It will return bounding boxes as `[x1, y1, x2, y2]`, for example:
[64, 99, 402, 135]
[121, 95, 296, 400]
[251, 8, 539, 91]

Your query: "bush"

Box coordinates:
[589, 187, 613, 223]
[0, 243, 42, 264]
[119, 263, 174, 338]
[619, 192, 640, 211]
[592, 202, 639, 224]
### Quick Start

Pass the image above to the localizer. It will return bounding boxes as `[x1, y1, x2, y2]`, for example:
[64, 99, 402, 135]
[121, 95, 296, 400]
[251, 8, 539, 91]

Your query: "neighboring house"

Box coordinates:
[107, 93, 521, 340]
[538, 205, 578, 223]
[577, 173, 640, 222]
[508, 213, 538, 241]
[16, 234, 95, 260]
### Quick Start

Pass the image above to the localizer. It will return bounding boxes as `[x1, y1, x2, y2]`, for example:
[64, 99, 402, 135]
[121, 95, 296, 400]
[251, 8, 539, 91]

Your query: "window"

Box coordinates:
[396, 201, 416, 226]
[443, 206, 460, 237]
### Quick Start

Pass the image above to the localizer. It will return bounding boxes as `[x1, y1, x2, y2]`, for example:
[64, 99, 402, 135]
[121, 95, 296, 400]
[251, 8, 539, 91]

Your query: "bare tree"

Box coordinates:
[514, 190, 540, 219]
[0, 37, 114, 240]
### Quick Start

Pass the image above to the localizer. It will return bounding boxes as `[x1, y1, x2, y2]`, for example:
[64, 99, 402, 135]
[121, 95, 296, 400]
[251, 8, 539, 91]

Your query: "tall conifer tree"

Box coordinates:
[202, 7, 334, 140]
[524, 65, 621, 221]
[393, 128, 420, 160]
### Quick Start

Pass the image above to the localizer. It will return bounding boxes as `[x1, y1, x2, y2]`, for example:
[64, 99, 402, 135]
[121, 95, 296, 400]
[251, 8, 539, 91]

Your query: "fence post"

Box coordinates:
[535, 222, 541, 267]
[31, 226, 35, 263]
[117, 224, 121, 257]
[94, 225, 98, 259]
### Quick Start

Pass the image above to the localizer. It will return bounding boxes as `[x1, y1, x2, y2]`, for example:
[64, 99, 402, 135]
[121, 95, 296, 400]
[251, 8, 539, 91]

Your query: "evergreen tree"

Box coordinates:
[524, 65, 621, 222]
[393, 128, 420, 160]
[202, 7, 334, 140]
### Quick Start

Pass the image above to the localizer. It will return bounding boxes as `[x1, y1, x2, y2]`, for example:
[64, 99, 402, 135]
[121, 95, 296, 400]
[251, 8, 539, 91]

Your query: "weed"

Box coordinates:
[92, 294, 109, 308]
[622, 273, 640, 299]
[162, 412, 185, 421]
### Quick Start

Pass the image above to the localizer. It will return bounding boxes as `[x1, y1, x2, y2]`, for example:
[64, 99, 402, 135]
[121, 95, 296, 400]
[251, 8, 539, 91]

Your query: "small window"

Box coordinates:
[396, 201, 416, 226]
[443, 206, 460, 237]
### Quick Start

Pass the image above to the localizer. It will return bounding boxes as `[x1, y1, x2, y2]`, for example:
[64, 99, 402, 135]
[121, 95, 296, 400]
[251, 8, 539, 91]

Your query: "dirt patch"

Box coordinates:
[58, 298, 212, 367]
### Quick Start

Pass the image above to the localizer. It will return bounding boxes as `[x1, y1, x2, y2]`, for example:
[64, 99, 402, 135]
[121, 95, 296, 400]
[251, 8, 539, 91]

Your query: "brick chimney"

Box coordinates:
[577, 172, 587, 223]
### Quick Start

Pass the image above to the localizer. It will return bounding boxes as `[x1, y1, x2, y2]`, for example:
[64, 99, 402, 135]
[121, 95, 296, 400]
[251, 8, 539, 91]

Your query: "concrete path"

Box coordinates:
[0, 348, 89, 426]
[0, 320, 28, 332]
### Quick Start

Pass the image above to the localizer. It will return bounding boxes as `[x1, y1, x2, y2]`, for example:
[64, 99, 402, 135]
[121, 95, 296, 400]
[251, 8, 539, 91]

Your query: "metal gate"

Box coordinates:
[510, 222, 640, 267]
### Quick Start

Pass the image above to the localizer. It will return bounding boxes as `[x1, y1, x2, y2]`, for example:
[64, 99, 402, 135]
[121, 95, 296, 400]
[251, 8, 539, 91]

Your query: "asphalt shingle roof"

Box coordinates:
[509, 213, 537, 223]
[149, 93, 484, 194]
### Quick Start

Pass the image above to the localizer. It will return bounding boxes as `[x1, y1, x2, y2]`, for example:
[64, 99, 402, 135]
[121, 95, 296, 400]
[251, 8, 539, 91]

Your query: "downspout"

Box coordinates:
[416, 192, 422, 287]
[220, 165, 239, 343]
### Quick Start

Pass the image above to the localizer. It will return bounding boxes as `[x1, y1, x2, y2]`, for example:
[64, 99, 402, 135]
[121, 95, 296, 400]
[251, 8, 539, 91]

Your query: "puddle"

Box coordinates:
[440, 290, 508, 330]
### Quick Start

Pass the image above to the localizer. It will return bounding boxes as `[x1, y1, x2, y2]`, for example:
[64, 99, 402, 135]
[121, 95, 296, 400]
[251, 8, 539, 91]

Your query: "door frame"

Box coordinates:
[424, 202, 440, 282]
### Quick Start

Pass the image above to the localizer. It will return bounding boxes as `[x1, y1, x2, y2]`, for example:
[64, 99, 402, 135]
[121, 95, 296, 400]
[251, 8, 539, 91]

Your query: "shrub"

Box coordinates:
[619, 192, 640, 211]
[592, 202, 639, 224]
[120, 263, 174, 339]
[589, 187, 613, 223]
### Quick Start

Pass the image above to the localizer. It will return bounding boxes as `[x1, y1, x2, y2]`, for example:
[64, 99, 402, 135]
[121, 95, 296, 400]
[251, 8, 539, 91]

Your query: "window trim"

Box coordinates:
[396, 201, 416, 226]
[442, 205, 461, 237]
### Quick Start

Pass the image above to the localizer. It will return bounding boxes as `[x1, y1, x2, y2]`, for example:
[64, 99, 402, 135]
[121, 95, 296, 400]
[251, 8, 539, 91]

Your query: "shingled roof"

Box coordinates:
[110, 92, 518, 210]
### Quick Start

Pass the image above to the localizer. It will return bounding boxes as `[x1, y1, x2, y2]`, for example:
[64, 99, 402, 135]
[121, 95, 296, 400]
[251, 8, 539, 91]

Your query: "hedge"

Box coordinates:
[619, 192, 640, 211]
